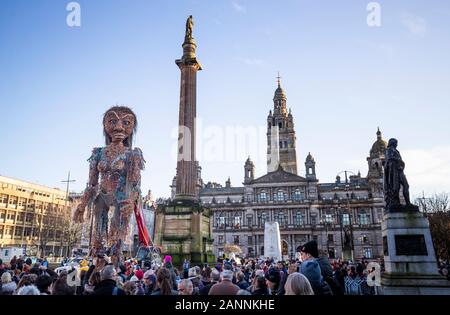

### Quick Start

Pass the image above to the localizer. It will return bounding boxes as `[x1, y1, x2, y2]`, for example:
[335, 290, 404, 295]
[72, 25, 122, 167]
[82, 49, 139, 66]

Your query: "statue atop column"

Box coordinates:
[185, 15, 193, 40]
[383, 138, 419, 212]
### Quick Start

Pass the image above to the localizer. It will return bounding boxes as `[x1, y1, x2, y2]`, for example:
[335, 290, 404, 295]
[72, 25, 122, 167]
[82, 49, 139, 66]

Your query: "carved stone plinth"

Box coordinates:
[154, 200, 215, 267]
[381, 211, 450, 295]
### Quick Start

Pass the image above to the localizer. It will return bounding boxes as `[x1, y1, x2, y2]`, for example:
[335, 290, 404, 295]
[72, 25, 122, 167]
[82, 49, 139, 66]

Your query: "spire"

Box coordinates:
[377, 127, 382, 140]
[273, 72, 287, 102]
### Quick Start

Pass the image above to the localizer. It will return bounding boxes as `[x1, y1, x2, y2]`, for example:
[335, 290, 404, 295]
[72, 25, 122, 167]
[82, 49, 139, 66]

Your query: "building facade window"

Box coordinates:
[234, 216, 241, 229]
[327, 234, 334, 242]
[259, 191, 268, 202]
[218, 216, 225, 229]
[359, 213, 368, 225]
[0, 194, 8, 205]
[342, 213, 350, 225]
[364, 247, 372, 259]
[218, 235, 224, 244]
[276, 211, 286, 227]
[276, 191, 285, 202]
[260, 212, 267, 227]
[293, 189, 303, 201]
[295, 211, 303, 226]
[233, 235, 240, 245]
[325, 213, 333, 223]
[248, 236, 253, 245]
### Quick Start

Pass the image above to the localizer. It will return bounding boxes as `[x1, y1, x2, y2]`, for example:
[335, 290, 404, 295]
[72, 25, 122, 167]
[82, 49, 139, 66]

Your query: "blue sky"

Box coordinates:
[1, 0, 449, 199]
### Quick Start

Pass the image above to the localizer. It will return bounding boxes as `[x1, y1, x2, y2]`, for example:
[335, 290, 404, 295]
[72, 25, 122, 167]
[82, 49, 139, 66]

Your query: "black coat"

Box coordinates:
[92, 279, 125, 296]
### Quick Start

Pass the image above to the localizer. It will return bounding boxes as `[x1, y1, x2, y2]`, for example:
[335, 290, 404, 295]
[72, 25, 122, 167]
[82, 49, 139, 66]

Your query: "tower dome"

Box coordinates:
[370, 127, 387, 158]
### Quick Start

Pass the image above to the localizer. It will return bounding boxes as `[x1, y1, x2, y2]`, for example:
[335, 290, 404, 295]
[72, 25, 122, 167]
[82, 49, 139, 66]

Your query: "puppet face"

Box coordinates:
[103, 109, 136, 145]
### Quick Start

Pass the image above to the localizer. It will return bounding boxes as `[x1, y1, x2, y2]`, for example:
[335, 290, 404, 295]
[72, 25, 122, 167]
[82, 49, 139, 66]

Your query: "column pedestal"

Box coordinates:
[381, 211, 450, 295]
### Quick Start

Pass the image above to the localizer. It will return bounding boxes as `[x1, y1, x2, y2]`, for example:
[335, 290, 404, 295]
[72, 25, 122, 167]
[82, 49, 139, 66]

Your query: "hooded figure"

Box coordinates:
[300, 259, 332, 295]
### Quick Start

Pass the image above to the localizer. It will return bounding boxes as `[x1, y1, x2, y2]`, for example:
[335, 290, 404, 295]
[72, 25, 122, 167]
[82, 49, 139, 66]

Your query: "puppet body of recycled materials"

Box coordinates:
[74, 106, 145, 265]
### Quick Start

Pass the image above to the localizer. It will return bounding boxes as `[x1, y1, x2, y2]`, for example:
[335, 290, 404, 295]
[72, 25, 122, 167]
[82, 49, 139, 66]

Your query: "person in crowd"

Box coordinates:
[247, 269, 265, 293]
[237, 289, 251, 295]
[265, 268, 281, 295]
[200, 266, 212, 287]
[236, 271, 249, 290]
[41, 257, 49, 268]
[299, 241, 333, 295]
[143, 269, 157, 295]
[52, 272, 76, 295]
[200, 268, 220, 295]
[35, 274, 52, 295]
[162, 256, 178, 290]
[123, 281, 136, 295]
[83, 271, 101, 295]
[15, 273, 37, 294]
[0, 272, 17, 295]
[25, 257, 32, 266]
[151, 267, 178, 296]
[209, 270, 240, 295]
[252, 275, 269, 296]
[178, 278, 194, 295]
[17, 285, 41, 295]
[188, 266, 203, 294]
[117, 265, 127, 283]
[284, 272, 314, 295]
[92, 265, 125, 295]
[10, 256, 17, 270]
[316, 249, 344, 295]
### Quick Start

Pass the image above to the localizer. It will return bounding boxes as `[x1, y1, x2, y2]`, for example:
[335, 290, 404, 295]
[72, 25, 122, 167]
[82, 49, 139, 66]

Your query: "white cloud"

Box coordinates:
[400, 12, 427, 36]
[232, 1, 246, 14]
[402, 145, 450, 195]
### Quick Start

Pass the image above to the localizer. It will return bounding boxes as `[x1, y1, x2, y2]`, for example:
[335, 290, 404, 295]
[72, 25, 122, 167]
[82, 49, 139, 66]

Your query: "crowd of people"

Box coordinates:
[0, 240, 396, 296]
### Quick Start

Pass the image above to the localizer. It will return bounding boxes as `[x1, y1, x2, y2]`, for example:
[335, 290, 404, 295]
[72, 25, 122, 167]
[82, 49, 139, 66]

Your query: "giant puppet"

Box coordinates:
[74, 106, 149, 265]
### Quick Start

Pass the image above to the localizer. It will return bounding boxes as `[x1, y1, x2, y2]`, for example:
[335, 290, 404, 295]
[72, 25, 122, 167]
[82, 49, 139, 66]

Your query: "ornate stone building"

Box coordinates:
[198, 81, 386, 261]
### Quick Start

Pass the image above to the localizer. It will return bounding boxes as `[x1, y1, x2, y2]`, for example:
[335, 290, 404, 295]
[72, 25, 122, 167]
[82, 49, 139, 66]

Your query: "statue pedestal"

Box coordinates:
[381, 211, 450, 295]
[154, 199, 215, 267]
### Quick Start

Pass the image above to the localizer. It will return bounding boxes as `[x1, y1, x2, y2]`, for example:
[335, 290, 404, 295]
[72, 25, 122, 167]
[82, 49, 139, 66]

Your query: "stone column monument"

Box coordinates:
[153, 16, 214, 267]
[264, 221, 282, 261]
[381, 138, 450, 294]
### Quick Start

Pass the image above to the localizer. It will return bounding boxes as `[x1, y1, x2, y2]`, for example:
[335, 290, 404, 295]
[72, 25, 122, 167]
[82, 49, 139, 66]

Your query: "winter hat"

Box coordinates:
[164, 255, 172, 264]
[134, 269, 144, 280]
[298, 240, 319, 258]
[300, 259, 322, 285]
[265, 268, 281, 284]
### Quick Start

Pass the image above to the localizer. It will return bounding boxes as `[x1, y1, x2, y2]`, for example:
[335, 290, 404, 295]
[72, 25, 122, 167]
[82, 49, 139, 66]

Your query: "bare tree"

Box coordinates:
[416, 193, 450, 260]
[33, 205, 59, 257]
[61, 219, 82, 257]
